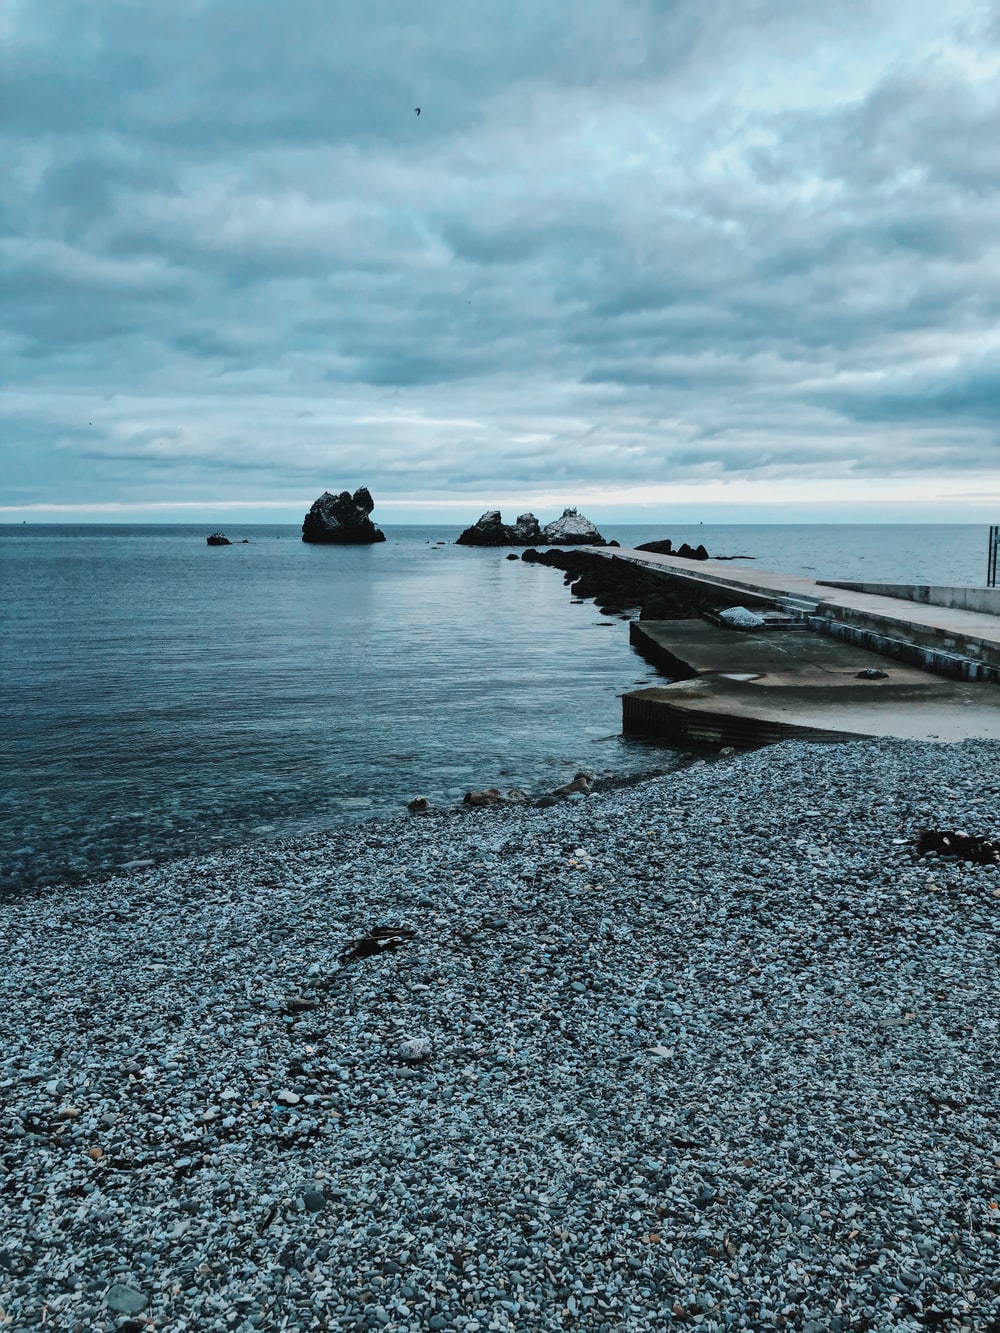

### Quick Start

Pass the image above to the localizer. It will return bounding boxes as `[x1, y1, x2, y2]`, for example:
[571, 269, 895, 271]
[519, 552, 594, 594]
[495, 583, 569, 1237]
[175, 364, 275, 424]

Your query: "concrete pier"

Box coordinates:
[596, 548, 1000, 683]
[625, 621, 1000, 747]
[590, 548, 1000, 747]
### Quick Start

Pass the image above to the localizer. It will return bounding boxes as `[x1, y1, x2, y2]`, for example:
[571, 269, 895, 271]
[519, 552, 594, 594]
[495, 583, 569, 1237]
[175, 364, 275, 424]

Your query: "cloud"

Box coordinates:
[1, 0, 998, 514]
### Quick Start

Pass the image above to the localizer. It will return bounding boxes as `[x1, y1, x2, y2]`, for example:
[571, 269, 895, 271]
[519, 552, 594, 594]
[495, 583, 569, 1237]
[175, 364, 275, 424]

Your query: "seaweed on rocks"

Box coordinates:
[916, 829, 1000, 865]
[339, 924, 416, 962]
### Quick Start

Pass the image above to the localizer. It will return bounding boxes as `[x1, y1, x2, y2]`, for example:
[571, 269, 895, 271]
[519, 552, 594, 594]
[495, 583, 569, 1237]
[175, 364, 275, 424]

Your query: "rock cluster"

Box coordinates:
[456, 508, 605, 547]
[206, 533, 232, 546]
[522, 547, 709, 620]
[636, 538, 710, 560]
[455, 511, 543, 546]
[460, 772, 594, 811]
[301, 488, 386, 544]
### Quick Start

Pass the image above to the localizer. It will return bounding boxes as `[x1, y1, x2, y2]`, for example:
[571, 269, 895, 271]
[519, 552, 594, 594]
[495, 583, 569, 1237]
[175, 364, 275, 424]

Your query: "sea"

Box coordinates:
[0, 523, 991, 893]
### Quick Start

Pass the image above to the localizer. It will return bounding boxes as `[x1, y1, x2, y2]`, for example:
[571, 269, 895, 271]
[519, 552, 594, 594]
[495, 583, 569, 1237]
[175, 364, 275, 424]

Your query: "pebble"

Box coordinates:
[105, 1285, 148, 1314]
[0, 738, 997, 1332]
[398, 1036, 433, 1062]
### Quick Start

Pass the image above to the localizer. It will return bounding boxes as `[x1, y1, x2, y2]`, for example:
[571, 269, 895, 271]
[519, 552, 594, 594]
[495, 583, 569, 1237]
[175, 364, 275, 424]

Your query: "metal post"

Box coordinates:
[989, 524, 999, 588]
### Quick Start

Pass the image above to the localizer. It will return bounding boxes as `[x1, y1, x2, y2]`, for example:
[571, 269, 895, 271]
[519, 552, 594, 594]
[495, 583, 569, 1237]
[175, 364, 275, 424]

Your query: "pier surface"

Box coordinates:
[597, 547, 1000, 679]
[593, 548, 1000, 746]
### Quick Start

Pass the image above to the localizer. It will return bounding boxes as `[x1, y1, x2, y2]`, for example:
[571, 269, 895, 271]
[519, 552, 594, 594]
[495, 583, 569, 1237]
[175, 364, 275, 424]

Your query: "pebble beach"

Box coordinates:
[2, 738, 998, 1333]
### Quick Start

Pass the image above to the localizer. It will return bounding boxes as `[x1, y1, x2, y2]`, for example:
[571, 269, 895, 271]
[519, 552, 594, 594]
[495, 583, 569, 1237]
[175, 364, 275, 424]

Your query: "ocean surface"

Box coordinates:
[0, 522, 991, 893]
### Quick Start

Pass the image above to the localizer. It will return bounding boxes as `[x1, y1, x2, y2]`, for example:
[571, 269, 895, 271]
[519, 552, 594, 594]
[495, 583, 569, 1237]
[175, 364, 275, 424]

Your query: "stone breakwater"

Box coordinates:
[1, 740, 998, 1333]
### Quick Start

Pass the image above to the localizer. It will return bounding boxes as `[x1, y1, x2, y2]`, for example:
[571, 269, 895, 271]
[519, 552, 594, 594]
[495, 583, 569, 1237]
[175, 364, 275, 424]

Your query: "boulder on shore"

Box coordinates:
[302, 488, 386, 544]
[455, 511, 543, 546]
[541, 508, 606, 545]
[206, 532, 232, 546]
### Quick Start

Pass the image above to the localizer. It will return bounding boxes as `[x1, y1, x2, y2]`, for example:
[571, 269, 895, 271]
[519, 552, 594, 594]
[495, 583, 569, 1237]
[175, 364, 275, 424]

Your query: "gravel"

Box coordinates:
[1, 737, 998, 1333]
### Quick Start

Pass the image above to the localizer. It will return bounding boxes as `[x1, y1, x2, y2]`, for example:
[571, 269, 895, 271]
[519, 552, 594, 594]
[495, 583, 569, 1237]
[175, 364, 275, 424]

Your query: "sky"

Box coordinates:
[2, 0, 999, 524]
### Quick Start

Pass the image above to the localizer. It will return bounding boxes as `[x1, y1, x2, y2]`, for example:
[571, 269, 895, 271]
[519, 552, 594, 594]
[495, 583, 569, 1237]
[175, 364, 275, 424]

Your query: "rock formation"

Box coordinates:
[206, 533, 231, 545]
[455, 511, 543, 546]
[541, 508, 606, 545]
[522, 547, 708, 620]
[456, 508, 605, 546]
[636, 538, 709, 560]
[301, 488, 386, 544]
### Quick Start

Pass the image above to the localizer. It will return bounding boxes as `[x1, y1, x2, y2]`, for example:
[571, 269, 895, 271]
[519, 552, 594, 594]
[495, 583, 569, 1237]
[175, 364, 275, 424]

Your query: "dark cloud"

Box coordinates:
[1, 0, 998, 513]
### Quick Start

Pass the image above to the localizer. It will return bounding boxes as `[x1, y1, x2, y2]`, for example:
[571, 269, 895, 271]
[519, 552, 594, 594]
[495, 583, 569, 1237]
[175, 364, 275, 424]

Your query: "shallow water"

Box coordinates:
[0, 522, 990, 890]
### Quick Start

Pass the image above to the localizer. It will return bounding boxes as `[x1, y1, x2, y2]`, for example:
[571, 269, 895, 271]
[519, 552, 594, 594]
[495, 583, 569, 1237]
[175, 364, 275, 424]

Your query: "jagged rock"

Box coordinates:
[407, 797, 429, 813]
[206, 532, 231, 546]
[512, 512, 543, 542]
[301, 488, 386, 544]
[541, 508, 606, 545]
[456, 511, 510, 546]
[456, 510, 543, 546]
[635, 538, 710, 560]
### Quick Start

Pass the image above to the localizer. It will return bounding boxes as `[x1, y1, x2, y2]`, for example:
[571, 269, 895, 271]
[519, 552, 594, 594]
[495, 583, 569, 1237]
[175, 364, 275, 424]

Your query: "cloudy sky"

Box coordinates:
[2, 0, 999, 523]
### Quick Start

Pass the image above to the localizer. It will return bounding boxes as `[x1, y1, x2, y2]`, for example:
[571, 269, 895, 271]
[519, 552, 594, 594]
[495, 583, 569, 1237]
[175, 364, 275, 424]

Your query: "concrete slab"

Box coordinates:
[622, 619, 1000, 748]
[623, 677, 1000, 747]
[630, 620, 936, 681]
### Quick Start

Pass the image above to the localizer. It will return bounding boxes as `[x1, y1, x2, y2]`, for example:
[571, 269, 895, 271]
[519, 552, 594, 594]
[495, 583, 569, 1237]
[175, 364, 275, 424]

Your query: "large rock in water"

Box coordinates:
[302, 488, 386, 544]
[541, 507, 606, 545]
[455, 511, 543, 546]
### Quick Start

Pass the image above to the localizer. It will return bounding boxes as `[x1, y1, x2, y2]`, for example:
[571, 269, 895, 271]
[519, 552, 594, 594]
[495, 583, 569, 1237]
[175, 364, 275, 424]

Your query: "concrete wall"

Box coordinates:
[808, 615, 1000, 684]
[819, 582, 1000, 616]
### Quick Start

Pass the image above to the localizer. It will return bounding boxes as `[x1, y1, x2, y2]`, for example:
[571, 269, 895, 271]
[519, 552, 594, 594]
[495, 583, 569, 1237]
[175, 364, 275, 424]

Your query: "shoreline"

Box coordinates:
[0, 753, 701, 902]
[2, 737, 998, 1332]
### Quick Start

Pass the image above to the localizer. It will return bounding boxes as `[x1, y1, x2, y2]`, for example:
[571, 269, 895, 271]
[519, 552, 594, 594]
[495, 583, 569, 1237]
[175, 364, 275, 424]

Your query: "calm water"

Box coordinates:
[0, 523, 990, 891]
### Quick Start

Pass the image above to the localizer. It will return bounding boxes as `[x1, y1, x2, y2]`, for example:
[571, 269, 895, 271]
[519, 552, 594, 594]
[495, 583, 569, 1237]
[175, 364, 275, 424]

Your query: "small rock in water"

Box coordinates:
[407, 796, 429, 813]
[463, 788, 504, 807]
